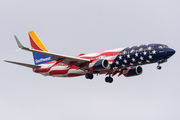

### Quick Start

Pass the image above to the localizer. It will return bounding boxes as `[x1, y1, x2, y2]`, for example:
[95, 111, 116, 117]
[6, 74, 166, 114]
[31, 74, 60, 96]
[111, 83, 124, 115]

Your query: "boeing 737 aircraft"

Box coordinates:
[5, 31, 175, 83]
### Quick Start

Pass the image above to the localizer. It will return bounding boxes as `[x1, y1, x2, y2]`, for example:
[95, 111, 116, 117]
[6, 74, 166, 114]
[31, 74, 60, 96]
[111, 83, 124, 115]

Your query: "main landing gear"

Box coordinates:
[105, 76, 113, 83]
[85, 72, 113, 83]
[85, 73, 94, 79]
[105, 73, 113, 83]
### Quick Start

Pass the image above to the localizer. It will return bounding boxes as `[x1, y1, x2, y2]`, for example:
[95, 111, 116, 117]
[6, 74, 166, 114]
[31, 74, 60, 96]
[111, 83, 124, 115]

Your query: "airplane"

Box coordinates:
[5, 31, 175, 83]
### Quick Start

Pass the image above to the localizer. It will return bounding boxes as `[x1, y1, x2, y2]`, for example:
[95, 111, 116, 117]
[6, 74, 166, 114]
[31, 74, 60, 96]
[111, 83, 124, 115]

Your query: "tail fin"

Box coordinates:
[28, 31, 53, 65]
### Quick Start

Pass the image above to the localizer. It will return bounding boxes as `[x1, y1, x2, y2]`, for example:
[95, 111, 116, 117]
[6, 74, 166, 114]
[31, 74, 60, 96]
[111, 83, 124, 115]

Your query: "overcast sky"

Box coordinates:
[0, 0, 180, 120]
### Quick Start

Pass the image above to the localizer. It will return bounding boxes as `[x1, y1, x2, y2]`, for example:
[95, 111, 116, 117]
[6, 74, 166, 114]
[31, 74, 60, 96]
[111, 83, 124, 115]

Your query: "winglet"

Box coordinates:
[14, 35, 24, 48]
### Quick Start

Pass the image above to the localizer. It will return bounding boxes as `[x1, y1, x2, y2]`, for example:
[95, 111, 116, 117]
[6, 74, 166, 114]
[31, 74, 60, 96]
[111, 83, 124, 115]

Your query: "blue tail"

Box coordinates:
[28, 31, 53, 65]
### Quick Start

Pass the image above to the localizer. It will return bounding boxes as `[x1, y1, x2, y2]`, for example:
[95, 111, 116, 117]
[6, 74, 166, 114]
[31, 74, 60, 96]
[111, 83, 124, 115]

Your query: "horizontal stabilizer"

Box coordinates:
[4, 60, 41, 69]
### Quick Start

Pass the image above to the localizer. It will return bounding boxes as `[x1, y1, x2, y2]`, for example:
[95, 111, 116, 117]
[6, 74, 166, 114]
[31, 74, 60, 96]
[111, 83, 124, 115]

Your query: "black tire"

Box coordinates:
[157, 66, 162, 70]
[89, 74, 94, 79]
[85, 73, 90, 79]
[105, 77, 109, 82]
[85, 73, 94, 80]
[109, 77, 113, 83]
[105, 77, 113, 83]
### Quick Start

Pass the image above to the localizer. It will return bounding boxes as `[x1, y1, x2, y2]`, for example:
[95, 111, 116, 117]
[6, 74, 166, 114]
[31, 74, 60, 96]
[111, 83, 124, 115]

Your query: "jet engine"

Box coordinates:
[89, 59, 110, 72]
[123, 66, 143, 77]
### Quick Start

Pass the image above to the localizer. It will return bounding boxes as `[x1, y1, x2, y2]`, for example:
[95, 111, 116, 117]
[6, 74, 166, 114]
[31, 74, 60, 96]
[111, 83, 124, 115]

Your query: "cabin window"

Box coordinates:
[158, 46, 163, 49]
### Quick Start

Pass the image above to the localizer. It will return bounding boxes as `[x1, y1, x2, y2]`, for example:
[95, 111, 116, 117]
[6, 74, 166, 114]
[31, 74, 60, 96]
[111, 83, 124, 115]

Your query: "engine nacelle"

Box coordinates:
[123, 66, 143, 77]
[89, 59, 110, 72]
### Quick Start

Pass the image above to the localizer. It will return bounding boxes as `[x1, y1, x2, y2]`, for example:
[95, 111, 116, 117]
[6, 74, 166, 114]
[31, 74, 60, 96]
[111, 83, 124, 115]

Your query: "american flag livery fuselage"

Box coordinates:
[5, 31, 175, 83]
[34, 48, 123, 77]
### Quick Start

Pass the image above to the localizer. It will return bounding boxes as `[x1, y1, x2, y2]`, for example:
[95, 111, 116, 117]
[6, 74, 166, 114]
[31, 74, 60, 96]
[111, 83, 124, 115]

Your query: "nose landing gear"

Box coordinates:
[157, 59, 167, 70]
[157, 65, 162, 70]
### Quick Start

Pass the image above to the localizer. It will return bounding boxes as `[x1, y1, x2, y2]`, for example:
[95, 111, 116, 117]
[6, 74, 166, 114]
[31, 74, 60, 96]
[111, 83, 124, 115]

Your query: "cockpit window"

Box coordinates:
[158, 45, 168, 49]
[158, 46, 163, 49]
[163, 45, 168, 48]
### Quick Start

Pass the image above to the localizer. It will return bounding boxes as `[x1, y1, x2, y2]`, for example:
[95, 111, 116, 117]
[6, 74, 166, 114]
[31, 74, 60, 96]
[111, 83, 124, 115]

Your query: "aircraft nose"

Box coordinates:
[167, 48, 176, 56]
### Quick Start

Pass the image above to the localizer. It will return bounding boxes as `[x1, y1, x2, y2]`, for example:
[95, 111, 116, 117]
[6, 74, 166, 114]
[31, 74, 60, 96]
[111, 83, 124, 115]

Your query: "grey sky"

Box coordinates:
[0, 0, 180, 120]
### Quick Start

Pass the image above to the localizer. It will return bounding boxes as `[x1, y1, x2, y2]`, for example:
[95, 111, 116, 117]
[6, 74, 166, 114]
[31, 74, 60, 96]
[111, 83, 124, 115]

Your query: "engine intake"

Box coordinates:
[124, 66, 143, 77]
[89, 59, 110, 72]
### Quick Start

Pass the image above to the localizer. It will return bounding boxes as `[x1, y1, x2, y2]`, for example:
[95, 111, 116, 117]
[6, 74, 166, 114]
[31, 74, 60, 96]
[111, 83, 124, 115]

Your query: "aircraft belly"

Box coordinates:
[49, 66, 68, 76]
[68, 69, 85, 74]
[49, 66, 85, 77]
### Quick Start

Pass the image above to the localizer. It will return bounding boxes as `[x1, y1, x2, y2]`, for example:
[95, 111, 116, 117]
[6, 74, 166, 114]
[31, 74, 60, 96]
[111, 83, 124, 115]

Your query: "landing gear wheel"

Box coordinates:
[89, 74, 93, 79]
[85, 73, 90, 79]
[157, 66, 162, 70]
[105, 77, 113, 83]
[85, 73, 94, 79]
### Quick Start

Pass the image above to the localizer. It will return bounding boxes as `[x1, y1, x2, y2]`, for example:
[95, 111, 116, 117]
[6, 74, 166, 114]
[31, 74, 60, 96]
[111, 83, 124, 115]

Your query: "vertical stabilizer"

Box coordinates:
[28, 31, 53, 65]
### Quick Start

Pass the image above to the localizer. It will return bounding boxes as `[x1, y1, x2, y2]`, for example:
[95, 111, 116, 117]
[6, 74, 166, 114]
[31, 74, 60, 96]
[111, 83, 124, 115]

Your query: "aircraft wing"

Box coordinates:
[14, 36, 90, 67]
